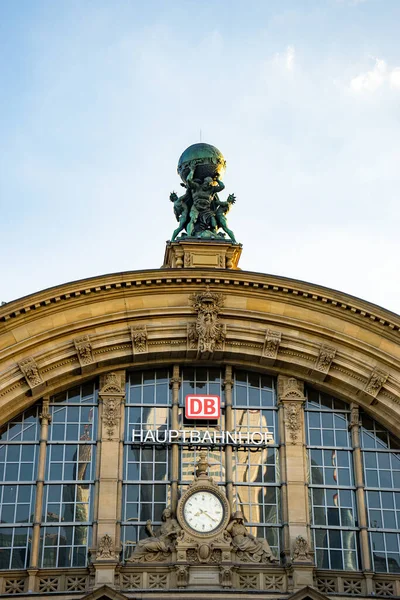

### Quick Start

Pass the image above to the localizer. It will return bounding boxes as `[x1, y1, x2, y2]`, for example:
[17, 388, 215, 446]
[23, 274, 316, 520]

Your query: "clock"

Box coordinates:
[178, 486, 230, 537]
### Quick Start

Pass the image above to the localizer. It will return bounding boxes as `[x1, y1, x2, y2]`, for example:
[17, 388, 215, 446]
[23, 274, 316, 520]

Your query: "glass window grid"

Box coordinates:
[42, 483, 92, 524]
[361, 411, 400, 573]
[0, 444, 38, 483]
[370, 531, 400, 573]
[0, 407, 40, 571]
[233, 447, 278, 484]
[313, 528, 358, 570]
[179, 367, 223, 405]
[0, 527, 32, 570]
[233, 407, 278, 441]
[126, 369, 171, 405]
[233, 371, 275, 408]
[0, 485, 36, 525]
[179, 447, 224, 483]
[39, 382, 98, 568]
[306, 388, 359, 571]
[40, 525, 90, 568]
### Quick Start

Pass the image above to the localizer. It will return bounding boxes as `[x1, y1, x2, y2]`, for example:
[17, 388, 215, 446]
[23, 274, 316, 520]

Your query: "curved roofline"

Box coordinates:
[1, 267, 399, 326]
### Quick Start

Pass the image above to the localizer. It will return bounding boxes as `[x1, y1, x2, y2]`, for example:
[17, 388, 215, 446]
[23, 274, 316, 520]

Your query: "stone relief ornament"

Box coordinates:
[220, 566, 233, 588]
[131, 326, 148, 355]
[103, 398, 119, 440]
[39, 400, 51, 423]
[175, 565, 189, 588]
[97, 534, 117, 560]
[365, 368, 388, 397]
[226, 511, 278, 564]
[292, 536, 312, 562]
[127, 508, 181, 563]
[18, 357, 43, 388]
[73, 335, 94, 366]
[315, 345, 336, 373]
[170, 143, 238, 242]
[278, 376, 305, 401]
[285, 403, 302, 444]
[188, 287, 225, 353]
[349, 405, 360, 430]
[263, 329, 282, 360]
[100, 372, 124, 395]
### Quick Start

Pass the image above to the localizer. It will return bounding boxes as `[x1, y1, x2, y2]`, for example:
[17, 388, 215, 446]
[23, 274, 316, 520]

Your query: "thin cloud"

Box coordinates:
[350, 58, 400, 92]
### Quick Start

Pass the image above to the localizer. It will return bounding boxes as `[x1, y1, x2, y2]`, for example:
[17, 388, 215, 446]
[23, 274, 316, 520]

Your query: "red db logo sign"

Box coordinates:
[185, 395, 220, 419]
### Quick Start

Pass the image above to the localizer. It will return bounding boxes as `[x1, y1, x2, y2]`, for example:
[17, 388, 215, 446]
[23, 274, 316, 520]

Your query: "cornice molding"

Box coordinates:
[0, 271, 399, 435]
[1, 269, 399, 335]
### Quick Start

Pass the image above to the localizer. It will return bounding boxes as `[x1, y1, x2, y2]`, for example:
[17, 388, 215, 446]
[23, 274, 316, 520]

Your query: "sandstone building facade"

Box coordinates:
[0, 240, 399, 600]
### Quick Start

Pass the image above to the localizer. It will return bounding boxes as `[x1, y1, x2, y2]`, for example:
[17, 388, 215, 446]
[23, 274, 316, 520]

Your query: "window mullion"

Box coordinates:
[349, 403, 372, 572]
[30, 398, 51, 569]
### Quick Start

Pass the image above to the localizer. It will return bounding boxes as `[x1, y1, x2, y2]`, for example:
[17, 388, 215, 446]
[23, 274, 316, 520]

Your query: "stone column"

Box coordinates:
[349, 403, 372, 574]
[277, 376, 314, 590]
[223, 366, 234, 510]
[29, 398, 51, 577]
[170, 365, 181, 514]
[92, 371, 126, 588]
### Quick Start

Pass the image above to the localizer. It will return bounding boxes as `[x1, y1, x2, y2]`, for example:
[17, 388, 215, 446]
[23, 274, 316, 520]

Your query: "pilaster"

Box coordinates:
[223, 365, 234, 510]
[92, 371, 126, 588]
[30, 398, 51, 569]
[349, 403, 372, 572]
[277, 376, 314, 589]
[170, 365, 181, 514]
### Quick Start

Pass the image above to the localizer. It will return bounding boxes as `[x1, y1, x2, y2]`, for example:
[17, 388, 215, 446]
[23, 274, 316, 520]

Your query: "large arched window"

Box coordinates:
[360, 412, 400, 573]
[0, 406, 39, 569]
[305, 389, 359, 571]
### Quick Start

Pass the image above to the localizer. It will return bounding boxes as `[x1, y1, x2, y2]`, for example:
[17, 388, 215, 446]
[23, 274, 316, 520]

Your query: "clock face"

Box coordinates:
[183, 490, 224, 533]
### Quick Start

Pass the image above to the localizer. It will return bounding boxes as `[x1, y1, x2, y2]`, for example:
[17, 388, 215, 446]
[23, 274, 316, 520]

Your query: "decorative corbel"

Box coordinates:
[362, 368, 388, 404]
[261, 329, 281, 363]
[73, 335, 95, 371]
[18, 357, 44, 391]
[131, 325, 148, 356]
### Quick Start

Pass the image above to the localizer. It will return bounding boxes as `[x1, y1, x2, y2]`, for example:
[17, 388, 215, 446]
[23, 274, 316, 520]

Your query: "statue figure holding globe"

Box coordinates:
[170, 143, 238, 243]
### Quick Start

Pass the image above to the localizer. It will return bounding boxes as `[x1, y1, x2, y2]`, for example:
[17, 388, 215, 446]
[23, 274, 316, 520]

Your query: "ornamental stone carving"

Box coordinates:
[127, 508, 181, 563]
[188, 287, 225, 353]
[39, 400, 51, 423]
[97, 534, 117, 560]
[315, 344, 336, 373]
[285, 403, 302, 444]
[18, 357, 43, 388]
[263, 329, 281, 360]
[131, 326, 148, 355]
[278, 376, 305, 401]
[220, 566, 233, 588]
[176, 565, 189, 588]
[365, 368, 388, 398]
[99, 372, 124, 395]
[292, 536, 312, 562]
[73, 335, 94, 367]
[102, 398, 120, 440]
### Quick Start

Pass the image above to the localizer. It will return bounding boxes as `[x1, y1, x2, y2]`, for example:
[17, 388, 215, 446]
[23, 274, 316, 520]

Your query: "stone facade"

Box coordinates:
[0, 241, 399, 600]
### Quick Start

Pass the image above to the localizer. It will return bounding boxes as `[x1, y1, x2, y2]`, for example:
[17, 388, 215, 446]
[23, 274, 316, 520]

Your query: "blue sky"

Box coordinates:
[1, 0, 399, 313]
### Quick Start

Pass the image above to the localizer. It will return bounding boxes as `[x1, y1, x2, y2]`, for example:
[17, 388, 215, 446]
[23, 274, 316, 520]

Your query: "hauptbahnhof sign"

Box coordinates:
[131, 395, 274, 447]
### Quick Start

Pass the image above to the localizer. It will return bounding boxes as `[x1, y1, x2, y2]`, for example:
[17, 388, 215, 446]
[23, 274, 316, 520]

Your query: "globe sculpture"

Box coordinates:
[170, 143, 237, 242]
[177, 143, 226, 184]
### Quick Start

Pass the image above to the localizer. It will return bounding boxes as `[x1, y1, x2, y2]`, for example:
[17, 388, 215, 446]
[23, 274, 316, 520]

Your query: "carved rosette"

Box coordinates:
[292, 536, 312, 563]
[262, 329, 281, 360]
[97, 534, 117, 560]
[315, 345, 336, 374]
[18, 357, 43, 389]
[364, 368, 388, 398]
[188, 287, 226, 353]
[131, 326, 148, 355]
[73, 335, 94, 367]
[99, 371, 125, 440]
